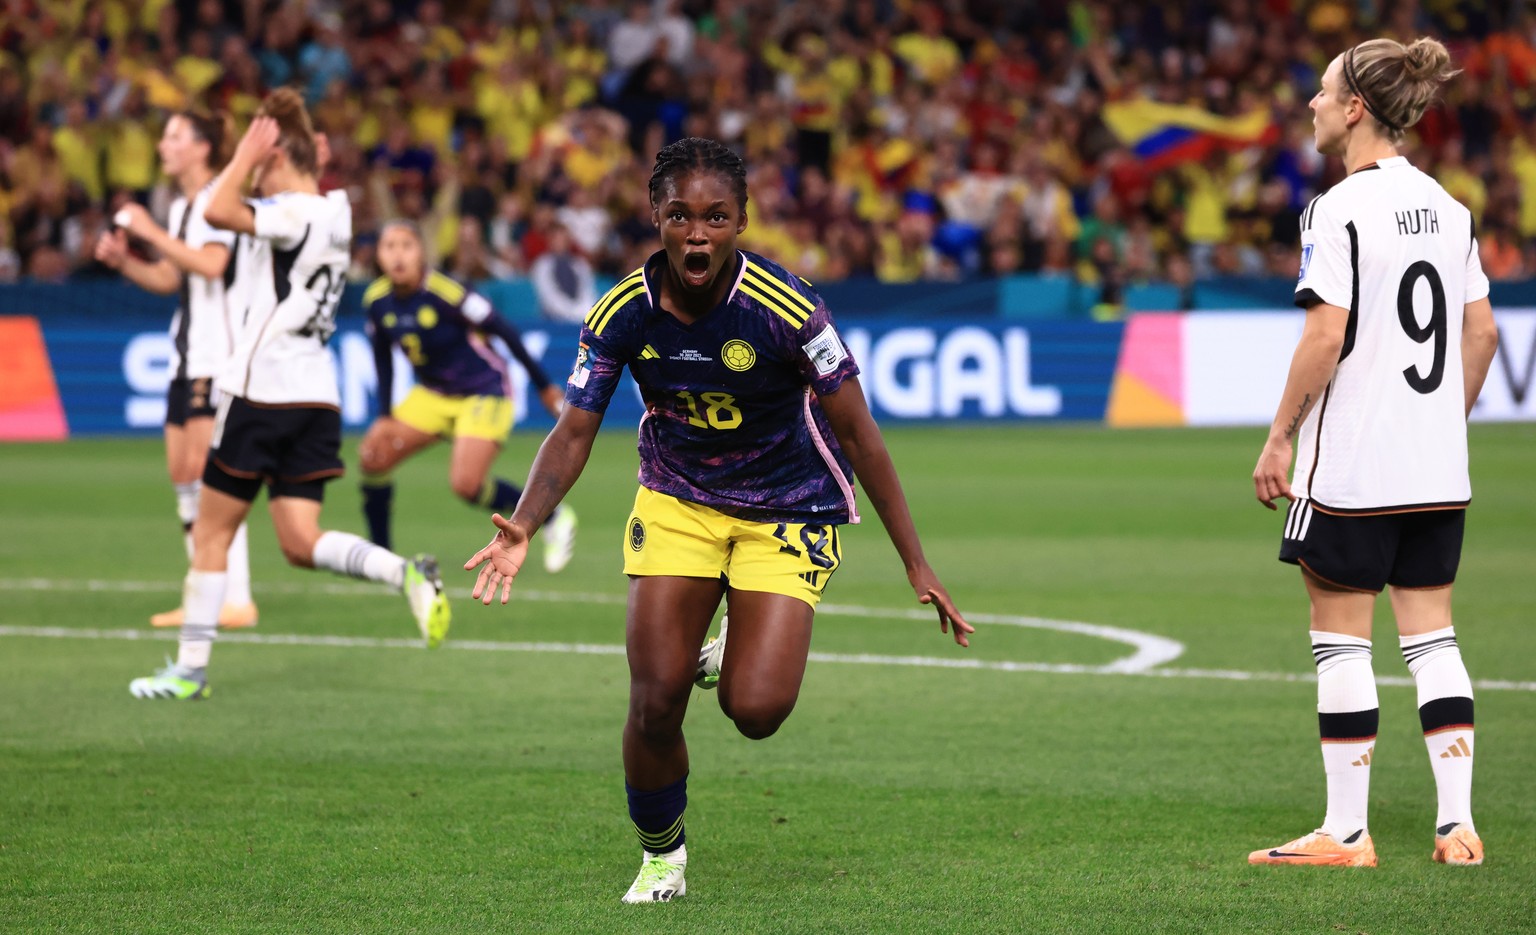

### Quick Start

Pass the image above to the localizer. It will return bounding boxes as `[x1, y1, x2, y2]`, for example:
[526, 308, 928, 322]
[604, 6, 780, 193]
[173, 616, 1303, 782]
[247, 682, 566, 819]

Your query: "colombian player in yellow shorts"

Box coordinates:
[465, 138, 971, 903]
[359, 222, 578, 571]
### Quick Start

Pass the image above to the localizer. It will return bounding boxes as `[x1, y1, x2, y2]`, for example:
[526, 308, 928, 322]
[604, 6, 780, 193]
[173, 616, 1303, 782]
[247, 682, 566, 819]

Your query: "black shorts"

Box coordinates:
[203, 396, 345, 503]
[165, 377, 218, 427]
[1279, 500, 1465, 593]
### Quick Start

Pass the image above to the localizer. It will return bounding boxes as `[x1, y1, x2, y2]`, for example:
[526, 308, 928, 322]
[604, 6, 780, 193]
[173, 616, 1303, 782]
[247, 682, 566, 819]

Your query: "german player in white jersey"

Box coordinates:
[129, 89, 451, 701]
[94, 110, 258, 630]
[1250, 37, 1500, 868]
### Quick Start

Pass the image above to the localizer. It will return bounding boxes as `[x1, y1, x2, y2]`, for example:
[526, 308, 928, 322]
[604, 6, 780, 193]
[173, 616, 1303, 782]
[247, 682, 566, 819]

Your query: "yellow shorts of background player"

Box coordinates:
[624, 487, 843, 608]
[391, 386, 514, 443]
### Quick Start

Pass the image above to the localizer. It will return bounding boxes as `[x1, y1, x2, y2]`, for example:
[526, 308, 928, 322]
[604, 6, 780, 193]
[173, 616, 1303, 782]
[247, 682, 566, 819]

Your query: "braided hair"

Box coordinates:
[648, 138, 748, 210]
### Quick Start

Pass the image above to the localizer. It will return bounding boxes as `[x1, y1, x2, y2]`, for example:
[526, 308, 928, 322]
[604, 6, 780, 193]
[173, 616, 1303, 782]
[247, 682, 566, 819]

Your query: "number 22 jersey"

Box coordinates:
[221, 190, 351, 406]
[1292, 156, 1491, 512]
[566, 250, 862, 525]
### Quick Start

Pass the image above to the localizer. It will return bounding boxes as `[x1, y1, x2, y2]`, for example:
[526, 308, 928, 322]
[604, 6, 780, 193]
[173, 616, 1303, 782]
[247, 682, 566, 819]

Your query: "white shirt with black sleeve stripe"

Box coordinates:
[1290, 156, 1491, 513]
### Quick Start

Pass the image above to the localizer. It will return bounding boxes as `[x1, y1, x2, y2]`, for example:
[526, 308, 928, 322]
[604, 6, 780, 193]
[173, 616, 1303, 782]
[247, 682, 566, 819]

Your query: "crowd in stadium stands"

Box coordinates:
[4, 0, 1536, 306]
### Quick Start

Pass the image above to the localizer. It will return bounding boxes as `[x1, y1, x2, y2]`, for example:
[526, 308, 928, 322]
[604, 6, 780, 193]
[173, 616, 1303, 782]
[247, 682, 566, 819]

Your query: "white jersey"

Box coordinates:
[1291, 156, 1491, 512]
[221, 190, 351, 406]
[166, 185, 237, 380]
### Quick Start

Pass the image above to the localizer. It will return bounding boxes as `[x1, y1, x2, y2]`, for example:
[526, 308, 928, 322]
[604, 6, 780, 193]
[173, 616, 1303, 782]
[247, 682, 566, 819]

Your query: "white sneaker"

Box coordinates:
[695, 616, 728, 690]
[620, 845, 687, 903]
[543, 506, 578, 573]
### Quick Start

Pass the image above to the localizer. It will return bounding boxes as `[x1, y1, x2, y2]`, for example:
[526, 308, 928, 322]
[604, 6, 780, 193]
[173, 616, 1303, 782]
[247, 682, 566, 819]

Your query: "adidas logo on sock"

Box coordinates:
[1439, 737, 1471, 759]
[1351, 747, 1373, 767]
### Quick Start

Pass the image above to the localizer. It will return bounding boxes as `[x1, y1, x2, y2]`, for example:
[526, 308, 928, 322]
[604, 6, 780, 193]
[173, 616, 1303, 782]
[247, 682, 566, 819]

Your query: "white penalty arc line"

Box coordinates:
[0, 576, 1184, 674]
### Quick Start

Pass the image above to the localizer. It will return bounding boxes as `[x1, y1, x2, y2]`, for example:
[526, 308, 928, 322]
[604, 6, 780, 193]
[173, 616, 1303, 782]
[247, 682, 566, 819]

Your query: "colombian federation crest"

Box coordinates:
[628, 516, 646, 552]
[722, 339, 756, 371]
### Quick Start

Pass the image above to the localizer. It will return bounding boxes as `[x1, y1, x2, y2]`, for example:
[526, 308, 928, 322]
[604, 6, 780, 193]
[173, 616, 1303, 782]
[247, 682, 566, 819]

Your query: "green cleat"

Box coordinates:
[129, 662, 210, 700]
[405, 554, 451, 648]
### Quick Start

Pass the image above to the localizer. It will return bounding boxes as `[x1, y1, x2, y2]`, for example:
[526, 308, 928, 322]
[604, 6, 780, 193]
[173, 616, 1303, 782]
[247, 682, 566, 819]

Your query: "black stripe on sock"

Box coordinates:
[1319, 708, 1379, 741]
[1419, 696, 1474, 735]
[1402, 635, 1458, 666]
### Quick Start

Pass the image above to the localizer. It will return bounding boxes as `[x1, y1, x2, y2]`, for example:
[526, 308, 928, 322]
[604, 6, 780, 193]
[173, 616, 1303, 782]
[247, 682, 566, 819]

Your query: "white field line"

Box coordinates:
[2, 578, 1533, 692]
[0, 576, 1183, 673]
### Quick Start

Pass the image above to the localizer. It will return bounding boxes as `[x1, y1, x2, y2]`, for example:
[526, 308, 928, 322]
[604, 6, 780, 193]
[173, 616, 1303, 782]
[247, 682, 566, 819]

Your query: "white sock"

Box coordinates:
[225, 523, 253, 606]
[175, 481, 200, 559]
[1312, 631, 1378, 839]
[177, 569, 225, 673]
[312, 530, 406, 589]
[1401, 627, 1475, 830]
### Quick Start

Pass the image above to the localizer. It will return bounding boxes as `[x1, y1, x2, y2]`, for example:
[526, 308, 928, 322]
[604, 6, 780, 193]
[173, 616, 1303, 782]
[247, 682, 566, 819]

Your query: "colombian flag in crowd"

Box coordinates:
[1103, 99, 1279, 171]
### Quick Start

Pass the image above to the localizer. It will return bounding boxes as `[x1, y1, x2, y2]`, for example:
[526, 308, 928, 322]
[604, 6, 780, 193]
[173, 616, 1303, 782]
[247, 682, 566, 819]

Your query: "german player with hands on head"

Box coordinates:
[464, 138, 971, 902]
[129, 90, 452, 701]
[94, 109, 259, 631]
[1250, 37, 1499, 868]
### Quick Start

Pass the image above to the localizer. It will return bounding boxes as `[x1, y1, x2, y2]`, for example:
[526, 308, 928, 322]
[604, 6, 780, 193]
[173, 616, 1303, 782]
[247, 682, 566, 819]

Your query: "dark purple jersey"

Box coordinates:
[362, 270, 552, 413]
[566, 250, 862, 525]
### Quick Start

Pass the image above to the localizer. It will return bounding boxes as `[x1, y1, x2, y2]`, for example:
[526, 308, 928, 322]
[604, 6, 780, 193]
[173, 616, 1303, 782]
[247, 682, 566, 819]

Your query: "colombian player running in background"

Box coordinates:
[358, 221, 577, 572]
[465, 138, 971, 902]
[1250, 37, 1499, 868]
[129, 90, 451, 701]
[94, 110, 258, 630]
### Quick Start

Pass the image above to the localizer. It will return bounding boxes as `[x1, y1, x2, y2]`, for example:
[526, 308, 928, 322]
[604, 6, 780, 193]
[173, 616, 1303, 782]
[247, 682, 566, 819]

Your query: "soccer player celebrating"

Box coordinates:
[357, 220, 577, 571]
[464, 138, 972, 901]
[129, 90, 451, 701]
[1250, 38, 1500, 867]
[94, 110, 258, 630]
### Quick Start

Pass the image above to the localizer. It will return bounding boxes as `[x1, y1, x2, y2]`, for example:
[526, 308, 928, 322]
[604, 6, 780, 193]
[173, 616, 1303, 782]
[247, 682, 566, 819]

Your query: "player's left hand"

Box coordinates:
[464, 512, 529, 606]
[113, 203, 154, 239]
[1253, 439, 1295, 510]
[539, 385, 564, 418]
[909, 568, 972, 648]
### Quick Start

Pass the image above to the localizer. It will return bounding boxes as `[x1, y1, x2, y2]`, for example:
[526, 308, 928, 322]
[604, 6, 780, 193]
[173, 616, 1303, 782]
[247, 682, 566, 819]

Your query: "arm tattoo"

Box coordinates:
[1282, 393, 1311, 440]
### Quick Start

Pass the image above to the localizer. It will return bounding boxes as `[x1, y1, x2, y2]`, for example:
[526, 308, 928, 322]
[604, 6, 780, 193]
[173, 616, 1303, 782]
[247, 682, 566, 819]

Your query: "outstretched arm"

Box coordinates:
[95, 228, 181, 294]
[818, 376, 972, 646]
[463, 404, 603, 604]
[1253, 303, 1347, 509]
[112, 203, 230, 280]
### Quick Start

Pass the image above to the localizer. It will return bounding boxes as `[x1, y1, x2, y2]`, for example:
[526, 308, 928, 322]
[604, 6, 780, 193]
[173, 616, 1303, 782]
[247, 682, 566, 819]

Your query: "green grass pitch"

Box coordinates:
[1, 424, 1533, 934]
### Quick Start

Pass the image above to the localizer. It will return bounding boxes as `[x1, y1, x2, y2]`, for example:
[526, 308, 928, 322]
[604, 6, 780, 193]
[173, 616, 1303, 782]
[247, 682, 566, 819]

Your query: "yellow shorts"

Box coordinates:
[392, 386, 514, 443]
[624, 487, 843, 608]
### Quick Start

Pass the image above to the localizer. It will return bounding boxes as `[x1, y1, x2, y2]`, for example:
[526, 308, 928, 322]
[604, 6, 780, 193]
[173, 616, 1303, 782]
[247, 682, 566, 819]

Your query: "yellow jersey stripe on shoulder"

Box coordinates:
[591, 281, 648, 336]
[426, 271, 466, 304]
[740, 282, 808, 328]
[362, 276, 392, 307]
[584, 270, 646, 329]
[744, 262, 815, 314]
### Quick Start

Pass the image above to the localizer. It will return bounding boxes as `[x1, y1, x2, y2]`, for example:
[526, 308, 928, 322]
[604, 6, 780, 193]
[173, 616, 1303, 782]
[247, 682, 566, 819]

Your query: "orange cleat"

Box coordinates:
[1248, 829, 1377, 867]
[148, 603, 259, 629]
[1432, 823, 1483, 866]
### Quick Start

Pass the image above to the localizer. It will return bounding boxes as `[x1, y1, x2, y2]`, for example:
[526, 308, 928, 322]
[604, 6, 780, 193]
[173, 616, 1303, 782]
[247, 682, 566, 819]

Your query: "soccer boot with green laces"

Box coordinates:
[129, 662, 210, 700]
[695, 616, 728, 690]
[621, 845, 687, 903]
[404, 554, 451, 648]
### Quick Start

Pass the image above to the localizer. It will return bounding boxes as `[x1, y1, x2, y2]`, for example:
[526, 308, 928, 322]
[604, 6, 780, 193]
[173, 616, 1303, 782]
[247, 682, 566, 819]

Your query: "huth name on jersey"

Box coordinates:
[1395, 208, 1439, 235]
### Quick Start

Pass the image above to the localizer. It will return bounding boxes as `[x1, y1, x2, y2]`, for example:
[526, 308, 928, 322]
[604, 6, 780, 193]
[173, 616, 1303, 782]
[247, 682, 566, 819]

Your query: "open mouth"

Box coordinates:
[682, 252, 711, 285]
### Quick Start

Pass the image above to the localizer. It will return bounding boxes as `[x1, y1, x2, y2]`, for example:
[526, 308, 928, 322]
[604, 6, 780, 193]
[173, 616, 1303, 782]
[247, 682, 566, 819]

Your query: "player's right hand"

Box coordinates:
[94, 229, 127, 268]
[465, 512, 529, 606]
[234, 116, 281, 166]
[1253, 440, 1295, 510]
